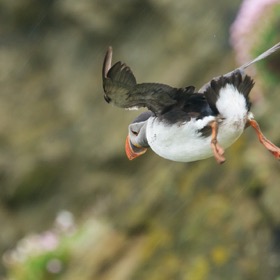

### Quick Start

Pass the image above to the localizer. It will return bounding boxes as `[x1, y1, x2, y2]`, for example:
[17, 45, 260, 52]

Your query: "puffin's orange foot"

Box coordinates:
[125, 135, 147, 160]
[211, 139, 226, 164]
[248, 119, 280, 160]
[209, 121, 226, 164]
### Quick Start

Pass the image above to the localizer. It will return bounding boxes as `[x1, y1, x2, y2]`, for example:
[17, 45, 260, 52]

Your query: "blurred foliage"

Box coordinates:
[253, 5, 280, 87]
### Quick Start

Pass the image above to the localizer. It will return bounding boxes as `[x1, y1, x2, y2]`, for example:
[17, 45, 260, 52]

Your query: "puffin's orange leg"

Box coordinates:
[247, 119, 280, 159]
[210, 121, 226, 164]
[125, 135, 147, 160]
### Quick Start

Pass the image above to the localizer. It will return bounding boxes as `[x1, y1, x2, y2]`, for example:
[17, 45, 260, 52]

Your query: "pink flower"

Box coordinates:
[230, 0, 280, 64]
[39, 231, 59, 251]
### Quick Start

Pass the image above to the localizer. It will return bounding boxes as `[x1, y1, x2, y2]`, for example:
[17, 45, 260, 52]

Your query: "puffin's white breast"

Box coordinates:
[146, 116, 246, 162]
[146, 84, 249, 162]
[146, 116, 213, 162]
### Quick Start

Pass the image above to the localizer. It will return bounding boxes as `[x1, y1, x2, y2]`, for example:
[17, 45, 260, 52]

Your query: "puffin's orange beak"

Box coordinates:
[125, 135, 147, 160]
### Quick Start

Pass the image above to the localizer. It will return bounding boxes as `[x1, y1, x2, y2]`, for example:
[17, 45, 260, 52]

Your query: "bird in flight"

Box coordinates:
[102, 43, 280, 164]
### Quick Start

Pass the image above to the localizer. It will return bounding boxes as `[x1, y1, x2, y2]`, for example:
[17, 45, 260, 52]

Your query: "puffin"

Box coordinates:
[102, 43, 280, 164]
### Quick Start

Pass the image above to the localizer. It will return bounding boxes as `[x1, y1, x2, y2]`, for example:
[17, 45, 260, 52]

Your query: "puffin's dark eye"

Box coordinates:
[132, 130, 138, 136]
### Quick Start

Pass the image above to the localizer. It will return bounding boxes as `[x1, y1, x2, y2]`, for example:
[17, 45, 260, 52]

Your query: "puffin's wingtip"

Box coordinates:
[103, 46, 113, 80]
[240, 41, 280, 70]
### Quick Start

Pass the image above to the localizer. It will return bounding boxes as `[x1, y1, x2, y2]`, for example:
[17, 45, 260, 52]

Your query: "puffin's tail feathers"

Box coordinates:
[204, 71, 254, 115]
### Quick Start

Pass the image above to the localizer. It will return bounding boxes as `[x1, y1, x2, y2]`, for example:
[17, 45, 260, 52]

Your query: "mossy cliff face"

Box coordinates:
[1, 0, 280, 279]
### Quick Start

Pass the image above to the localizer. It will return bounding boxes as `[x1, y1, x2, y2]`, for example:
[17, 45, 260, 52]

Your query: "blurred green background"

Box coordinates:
[0, 0, 280, 279]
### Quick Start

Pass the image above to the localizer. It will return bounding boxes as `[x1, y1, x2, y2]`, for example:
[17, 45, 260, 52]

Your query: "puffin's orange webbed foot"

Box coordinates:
[211, 139, 226, 164]
[210, 121, 226, 164]
[248, 119, 280, 160]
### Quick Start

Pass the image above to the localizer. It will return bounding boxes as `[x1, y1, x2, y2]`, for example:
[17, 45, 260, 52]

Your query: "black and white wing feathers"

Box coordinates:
[102, 47, 196, 116]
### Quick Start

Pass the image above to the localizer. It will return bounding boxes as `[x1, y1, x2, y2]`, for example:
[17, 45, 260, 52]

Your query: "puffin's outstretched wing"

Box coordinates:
[102, 47, 137, 104]
[198, 42, 280, 93]
[102, 47, 195, 115]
